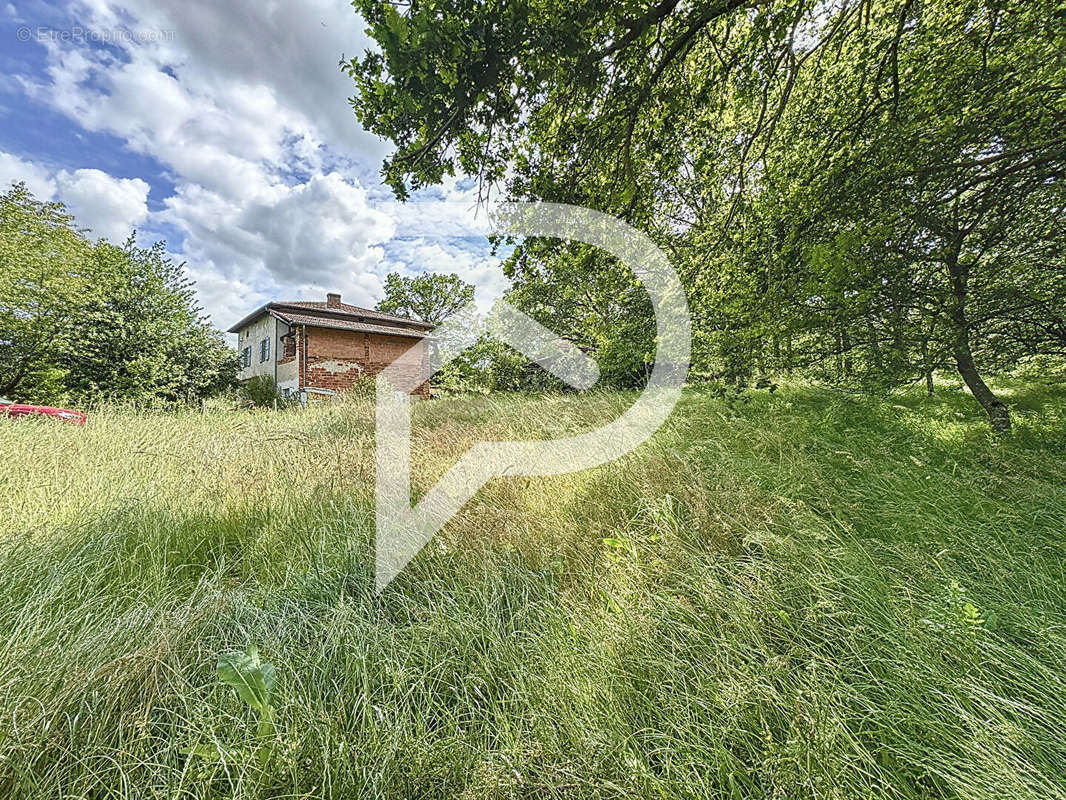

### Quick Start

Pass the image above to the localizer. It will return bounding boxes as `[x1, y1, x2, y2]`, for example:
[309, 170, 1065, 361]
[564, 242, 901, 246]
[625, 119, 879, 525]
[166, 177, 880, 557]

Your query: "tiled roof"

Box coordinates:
[276, 301, 433, 328]
[270, 309, 427, 339]
[227, 298, 433, 334]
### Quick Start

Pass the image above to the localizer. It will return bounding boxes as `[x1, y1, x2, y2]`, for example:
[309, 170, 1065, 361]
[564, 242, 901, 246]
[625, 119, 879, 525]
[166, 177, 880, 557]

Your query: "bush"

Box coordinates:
[239, 375, 282, 408]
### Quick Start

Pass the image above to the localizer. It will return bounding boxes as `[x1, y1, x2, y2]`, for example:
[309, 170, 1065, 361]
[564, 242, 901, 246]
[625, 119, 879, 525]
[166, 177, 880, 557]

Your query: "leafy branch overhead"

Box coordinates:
[347, 0, 1066, 431]
[345, 0, 767, 204]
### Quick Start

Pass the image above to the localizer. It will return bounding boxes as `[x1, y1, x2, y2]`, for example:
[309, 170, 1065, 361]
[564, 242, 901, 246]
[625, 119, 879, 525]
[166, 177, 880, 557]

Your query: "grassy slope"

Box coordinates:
[0, 382, 1064, 799]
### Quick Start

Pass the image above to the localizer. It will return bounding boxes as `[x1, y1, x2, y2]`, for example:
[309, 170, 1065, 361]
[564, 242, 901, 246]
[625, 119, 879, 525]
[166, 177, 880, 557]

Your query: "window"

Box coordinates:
[241, 346, 251, 368]
[282, 334, 296, 359]
[259, 337, 270, 363]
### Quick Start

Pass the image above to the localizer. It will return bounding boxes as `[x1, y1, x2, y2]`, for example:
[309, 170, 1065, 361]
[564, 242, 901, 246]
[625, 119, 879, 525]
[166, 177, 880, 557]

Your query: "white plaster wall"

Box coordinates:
[235, 314, 291, 384]
[236, 315, 274, 381]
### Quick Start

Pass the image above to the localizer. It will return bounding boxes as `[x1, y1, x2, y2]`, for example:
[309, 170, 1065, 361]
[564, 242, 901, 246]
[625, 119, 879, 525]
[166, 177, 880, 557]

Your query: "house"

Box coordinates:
[227, 293, 433, 400]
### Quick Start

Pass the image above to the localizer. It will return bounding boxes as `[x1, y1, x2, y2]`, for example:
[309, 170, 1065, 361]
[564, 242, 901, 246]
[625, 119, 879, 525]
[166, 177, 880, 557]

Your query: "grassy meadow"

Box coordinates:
[1, 381, 1065, 799]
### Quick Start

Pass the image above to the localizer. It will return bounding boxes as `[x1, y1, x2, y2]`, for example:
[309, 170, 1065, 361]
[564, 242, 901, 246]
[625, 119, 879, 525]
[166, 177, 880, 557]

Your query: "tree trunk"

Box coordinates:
[868, 320, 883, 372]
[946, 251, 1010, 432]
[920, 337, 934, 396]
[841, 327, 853, 375]
[0, 357, 32, 398]
[953, 333, 1009, 431]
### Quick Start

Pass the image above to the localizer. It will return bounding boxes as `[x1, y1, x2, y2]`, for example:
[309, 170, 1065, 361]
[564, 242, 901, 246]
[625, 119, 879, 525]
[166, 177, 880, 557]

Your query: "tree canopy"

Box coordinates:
[347, 0, 1066, 429]
[0, 183, 236, 405]
[375, 271, 475, 325]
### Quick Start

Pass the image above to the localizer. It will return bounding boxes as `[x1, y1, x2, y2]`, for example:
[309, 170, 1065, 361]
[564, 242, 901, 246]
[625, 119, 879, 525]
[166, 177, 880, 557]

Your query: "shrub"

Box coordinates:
[239, 375, 282, 408]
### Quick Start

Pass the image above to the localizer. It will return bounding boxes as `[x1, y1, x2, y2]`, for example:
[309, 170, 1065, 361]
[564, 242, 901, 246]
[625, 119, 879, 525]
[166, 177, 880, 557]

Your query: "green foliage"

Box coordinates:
[66, 238, 237, 403]
[217, 645, 277, 718]
[503, 242, 656, 388]
[344, 0, 780, 205]
[239, 375, 282, 409]
[343, 375, 377, 400]
[347, 0, 1066, 430]
[1012, 354, 1066, 383]
[0, 183, 237, 404]
[375, 271, 474, 326]
[0, 184, 93, 400]
[432, 334, 567, 394]
[727, 0, 1066, 429]
[217, 645, 278, 766]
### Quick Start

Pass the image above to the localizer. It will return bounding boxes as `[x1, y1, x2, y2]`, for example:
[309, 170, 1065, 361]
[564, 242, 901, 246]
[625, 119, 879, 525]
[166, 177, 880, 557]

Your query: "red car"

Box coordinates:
[0, 399, 87, 426]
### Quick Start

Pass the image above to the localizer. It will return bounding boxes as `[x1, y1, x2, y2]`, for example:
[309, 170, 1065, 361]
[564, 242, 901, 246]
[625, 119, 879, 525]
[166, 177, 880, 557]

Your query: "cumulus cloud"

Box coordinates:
[15, 0, 510, 331]
[238, 174, 394, 285]
[0, 151, 149, 241]
[0, 150, 57, 198]
[163, 172, 396, 323]
[55, 168, 149, 241]
[68, 0, 387, 163]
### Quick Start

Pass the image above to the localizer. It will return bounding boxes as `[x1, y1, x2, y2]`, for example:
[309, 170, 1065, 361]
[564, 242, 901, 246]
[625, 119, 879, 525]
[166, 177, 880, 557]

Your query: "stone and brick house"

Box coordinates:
[228, 293, 432, 399]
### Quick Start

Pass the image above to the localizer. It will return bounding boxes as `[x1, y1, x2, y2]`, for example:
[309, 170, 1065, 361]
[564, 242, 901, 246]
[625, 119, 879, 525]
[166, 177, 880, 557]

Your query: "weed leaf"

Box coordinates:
[217, 646, 273, 712]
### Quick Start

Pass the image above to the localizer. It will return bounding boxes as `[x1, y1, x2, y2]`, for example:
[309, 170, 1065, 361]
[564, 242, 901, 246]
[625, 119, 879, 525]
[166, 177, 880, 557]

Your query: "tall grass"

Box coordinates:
[0, 381, 1064, 798]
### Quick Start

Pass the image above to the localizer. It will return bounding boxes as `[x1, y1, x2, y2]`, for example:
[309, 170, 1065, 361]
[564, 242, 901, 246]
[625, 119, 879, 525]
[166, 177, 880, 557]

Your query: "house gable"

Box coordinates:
[229, 293, 431, 398]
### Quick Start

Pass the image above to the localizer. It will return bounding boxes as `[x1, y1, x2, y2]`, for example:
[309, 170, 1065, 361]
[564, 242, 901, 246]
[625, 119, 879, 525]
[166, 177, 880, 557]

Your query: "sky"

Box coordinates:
[0, 0, 509, 335]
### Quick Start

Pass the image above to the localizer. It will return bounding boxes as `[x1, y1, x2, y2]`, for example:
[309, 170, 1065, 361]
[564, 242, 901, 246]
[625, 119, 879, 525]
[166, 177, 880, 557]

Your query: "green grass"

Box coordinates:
[1, 381, 1065, 799]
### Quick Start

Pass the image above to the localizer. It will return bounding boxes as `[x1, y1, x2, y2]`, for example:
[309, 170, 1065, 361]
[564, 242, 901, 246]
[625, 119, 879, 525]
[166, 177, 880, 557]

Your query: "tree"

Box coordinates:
[240, 375, 283, 408]
[0, 183, 237, 404]
[348, 0, 1066, 429]
[503, 241, 657, 387]
[375, 271, 474, 326]
[345, 0, 793, 210]
[739, 0, 1066, 430]
[65, 238, 238, 402]
[0, 184, 96, 400]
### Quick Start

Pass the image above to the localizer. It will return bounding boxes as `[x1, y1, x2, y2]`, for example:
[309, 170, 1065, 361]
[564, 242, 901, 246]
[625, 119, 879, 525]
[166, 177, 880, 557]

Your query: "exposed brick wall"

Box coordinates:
[279, 332, 297, 363]
[300, 327, 430, 397]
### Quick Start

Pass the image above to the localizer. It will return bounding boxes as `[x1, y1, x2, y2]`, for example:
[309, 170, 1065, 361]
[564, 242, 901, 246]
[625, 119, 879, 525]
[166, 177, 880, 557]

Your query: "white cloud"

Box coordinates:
[238, 173, 394, 286]
[55, 168, 149, 241]
[163, 172, 396, 326]
[69, 0, 387, 162]
[0, 151, 148, 241]
[14, 0, 510, 331]
[0, 150, 56, 198]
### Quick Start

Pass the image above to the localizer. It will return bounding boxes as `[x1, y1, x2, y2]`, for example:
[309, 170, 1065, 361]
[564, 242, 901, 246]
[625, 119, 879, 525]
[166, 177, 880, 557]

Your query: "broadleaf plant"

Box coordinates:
[216, 645, 278, 766]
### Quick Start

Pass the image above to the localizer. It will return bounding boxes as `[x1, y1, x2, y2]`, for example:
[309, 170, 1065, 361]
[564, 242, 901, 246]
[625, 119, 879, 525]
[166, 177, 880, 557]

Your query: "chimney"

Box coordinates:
[326, 292, 342, 308]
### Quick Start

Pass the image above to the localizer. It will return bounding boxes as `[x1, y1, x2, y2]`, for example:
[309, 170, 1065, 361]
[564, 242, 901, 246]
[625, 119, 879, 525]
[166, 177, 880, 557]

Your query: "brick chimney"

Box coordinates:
[326, 292, 342, 308]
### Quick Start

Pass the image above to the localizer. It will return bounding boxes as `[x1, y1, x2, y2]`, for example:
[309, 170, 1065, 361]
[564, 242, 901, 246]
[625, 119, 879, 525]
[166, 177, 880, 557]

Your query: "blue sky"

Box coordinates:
[0, 0, 508, 333]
